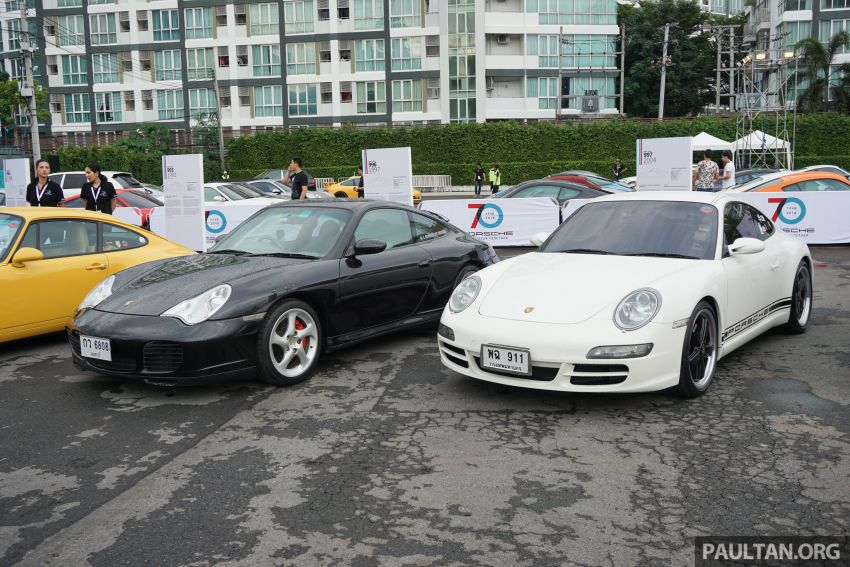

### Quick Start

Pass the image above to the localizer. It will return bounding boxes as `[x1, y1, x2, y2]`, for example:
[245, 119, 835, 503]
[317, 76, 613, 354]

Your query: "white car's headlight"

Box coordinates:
[614, 288, 661, 331]
[78, 275, 116, 312]
[162, 284, 232, 325]
[449, 275, 482, 313]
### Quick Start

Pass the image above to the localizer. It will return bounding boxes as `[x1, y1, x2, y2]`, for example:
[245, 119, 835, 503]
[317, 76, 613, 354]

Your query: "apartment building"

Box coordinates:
[0, 0, 622, 139]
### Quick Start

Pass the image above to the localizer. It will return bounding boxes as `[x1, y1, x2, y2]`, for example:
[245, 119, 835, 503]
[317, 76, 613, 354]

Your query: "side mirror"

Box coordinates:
[530, 232, 551, 247]
[353, 239, 387, 256]
[728, 237, 765, 255]
[11, 247, 44, 267]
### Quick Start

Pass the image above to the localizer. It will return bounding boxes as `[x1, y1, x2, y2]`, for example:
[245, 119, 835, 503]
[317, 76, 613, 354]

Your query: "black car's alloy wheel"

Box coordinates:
[783, 260, 812, 334]
[257, 299, 322, 386]
[675, 301, 718, 398]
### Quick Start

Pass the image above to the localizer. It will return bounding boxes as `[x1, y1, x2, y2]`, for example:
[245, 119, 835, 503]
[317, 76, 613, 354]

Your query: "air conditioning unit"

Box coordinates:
[496, 34, 510, 45]
[581, 96, 599, 113]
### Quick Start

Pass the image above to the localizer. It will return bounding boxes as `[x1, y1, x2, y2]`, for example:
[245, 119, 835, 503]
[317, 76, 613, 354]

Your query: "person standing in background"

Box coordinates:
[80, 162, 117, 213]
[357, 165, 365, 198]
[692, 150, 719, 192]
[473, 163, 485, 197]
[489, 164, 501, 194]
[26, 159, 64, 207]
[286, 157, 310, 200]
[613, 159, 627, 181]
[718, 150, 736, 191]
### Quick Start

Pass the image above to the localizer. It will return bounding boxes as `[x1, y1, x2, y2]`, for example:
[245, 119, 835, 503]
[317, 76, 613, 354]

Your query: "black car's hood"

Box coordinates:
[98, 254, 315, 316]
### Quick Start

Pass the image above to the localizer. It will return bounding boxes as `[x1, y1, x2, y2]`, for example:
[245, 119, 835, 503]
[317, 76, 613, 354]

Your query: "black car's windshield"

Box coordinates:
[113, 173, 144, 188]
[120, 190, 164, 207]
[210, 206, 352, 258]
[0, 213, 24, 263]
[543, 201, 718, 260]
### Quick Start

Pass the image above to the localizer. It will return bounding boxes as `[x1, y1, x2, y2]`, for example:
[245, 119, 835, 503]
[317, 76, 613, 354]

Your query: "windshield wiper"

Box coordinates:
[560, 248, 614, 255]
[246, 252, 319, 259]
[207, 249, 249, 256]
[624, 252, 700, 259]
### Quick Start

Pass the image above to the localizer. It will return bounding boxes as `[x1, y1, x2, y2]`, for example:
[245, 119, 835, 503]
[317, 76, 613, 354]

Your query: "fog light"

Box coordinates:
[438, 323, 455, 341]
[587, 344, 653, 359]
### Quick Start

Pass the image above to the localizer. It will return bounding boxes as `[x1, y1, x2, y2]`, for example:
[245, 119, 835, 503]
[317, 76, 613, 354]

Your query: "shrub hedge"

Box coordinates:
[47, 114, 850, 185]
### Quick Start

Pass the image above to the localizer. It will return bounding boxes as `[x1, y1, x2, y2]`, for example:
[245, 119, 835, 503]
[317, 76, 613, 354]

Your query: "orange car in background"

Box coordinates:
[740, 171, 850, 192]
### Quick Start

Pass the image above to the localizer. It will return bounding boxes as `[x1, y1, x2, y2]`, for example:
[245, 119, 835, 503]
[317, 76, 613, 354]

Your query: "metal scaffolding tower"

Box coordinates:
[733, 36, 799, 170]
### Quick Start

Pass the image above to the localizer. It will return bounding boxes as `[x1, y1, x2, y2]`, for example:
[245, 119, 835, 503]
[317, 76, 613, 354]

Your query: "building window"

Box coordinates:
[390, 0, 419, 27]
[58, 0, 82, 6]
[187, 48, 214, 80]
[184, 7, 212, 39]
[780, 21, 812, 51]
[92, 53, 119, 83]
[249, 3, 279, 36]
[392, 79, 422, 112]
[252, 45, 281, 76]
[155, 50, 182, 80]
[58, 15, 85, 46]
[90, 14, 117, 45]
[254, 85, 283, 117]
[6, 58, 23, 81]
[153, 10, 180, 41]
[526, 77, 557, 109]
[391, 37, 422, 70]
[64, 93, 90, 123]
[354, 39, 384, 72]
[820, 19, 849, 54]
[61, 55, 87, 85]
[354, 0, 383, 30]
[527, 34, 616, 68]
[156, 89, 184, 120]
[284, 0, 315, 34]
[568, 76, 615, 110]
[527, 0, 616, 25]
[95, 92, 122, 122]
[288, 84, 318, 115]
[355, 81, 385, 113]
[189, 88, 216, 118]
[783, 0, 808, 9]
[822, 0, 850, 7]
[8, 20, 20, 51]
[286, 43, 317, 75]
[89, 0, 114, 5]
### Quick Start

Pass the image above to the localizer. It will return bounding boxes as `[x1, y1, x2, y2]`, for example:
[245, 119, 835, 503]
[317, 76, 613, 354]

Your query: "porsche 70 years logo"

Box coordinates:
[524, 306, 534, 313]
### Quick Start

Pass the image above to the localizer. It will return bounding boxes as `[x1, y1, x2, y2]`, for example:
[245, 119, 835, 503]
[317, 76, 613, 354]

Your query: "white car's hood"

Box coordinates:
[478, 252, 701, 324]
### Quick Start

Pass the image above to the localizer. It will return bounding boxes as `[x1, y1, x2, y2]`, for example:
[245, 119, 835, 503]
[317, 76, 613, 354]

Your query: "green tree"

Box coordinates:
[0, 71, 49, 142]
[619, 0, 716, 117]
[191, 113, 223, 180]
[114, 123, 174, 153]
[794, 31, 850, 113]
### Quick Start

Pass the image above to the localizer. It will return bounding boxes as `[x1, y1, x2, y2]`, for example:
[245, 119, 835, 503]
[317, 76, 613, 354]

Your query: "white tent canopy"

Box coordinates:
[732, 130, 792, 168]
[691, 132, 733, 152]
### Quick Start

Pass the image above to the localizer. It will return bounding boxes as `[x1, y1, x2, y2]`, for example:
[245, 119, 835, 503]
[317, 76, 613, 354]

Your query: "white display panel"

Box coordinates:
[162, 154, 205, 251]
[362, 147, 414, 207]
[636, 137, 694, 191]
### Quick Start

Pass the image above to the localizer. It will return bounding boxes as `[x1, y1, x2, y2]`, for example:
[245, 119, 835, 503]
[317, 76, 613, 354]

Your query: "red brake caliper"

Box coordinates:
[295, 319, 308, 350]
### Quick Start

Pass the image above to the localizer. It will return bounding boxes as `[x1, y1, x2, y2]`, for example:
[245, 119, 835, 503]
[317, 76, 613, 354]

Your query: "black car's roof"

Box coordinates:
[267, 198, 417, 211]
[511, 178, 605, 192]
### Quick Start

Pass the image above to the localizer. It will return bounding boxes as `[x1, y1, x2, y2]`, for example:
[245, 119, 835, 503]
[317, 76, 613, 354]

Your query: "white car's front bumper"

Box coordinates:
[438, 309, 687, 393]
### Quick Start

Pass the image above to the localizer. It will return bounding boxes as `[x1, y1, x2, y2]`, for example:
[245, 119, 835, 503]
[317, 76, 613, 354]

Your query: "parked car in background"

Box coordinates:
[203, 182, 281, 206]
[798, 165, 850, 179]
[63, 189, 163, 229]
[140, 183, 163, 195]
[243, 179, 336, 200]
[0, 207, 192, 343]
[733, 168, 779, 186]
[50, 171, 146, 195]
[490, 179, 610, 207]
[546, 172, 635, 193]
[732, 171, 850, 193]
[324, 176, 422, 205]
[255, 169, 319, 191]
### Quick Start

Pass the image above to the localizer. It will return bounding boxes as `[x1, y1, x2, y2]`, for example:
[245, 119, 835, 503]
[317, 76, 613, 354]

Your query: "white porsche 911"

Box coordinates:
[437, 192, 813, 397]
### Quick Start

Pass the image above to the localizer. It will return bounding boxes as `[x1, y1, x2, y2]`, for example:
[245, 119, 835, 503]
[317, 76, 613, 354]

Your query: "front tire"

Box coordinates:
[257, 299, 322, 386]
[674, 301, 718, 398]
[782, 260, 812, 334]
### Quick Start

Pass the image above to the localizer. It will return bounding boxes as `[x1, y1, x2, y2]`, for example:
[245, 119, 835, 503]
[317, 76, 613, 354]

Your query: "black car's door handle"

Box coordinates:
[418, 259, 432, 267]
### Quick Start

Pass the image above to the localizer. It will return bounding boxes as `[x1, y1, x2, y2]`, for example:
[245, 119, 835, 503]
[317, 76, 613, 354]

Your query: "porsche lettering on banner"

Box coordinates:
[421, 198, 560, 246]
[735, 192, 850, 245]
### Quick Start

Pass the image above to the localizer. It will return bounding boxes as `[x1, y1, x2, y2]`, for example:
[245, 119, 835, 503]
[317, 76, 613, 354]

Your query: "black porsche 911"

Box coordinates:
[68, 200, 499, 386]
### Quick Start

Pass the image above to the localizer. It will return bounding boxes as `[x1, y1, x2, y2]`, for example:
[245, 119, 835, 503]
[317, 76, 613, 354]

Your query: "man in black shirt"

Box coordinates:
[357, 165, 364, 198]
[80, 162, 118, 214]
[287, 157, 309, 200]
[26, 159, 65, 207]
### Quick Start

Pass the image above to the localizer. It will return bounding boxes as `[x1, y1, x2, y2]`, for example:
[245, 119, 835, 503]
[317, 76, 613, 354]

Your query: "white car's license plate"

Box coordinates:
[480, 344, 531, 375]
[79, 335, 112, 362]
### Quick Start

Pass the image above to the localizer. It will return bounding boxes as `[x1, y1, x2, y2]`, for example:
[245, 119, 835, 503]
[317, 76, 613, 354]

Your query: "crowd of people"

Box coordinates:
[25, 161, 117, 212]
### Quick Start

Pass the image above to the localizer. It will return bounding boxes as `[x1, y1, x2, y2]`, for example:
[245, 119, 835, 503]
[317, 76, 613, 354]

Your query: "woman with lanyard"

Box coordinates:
[80, 162, 117, 214]
[26, 159, 65, 207]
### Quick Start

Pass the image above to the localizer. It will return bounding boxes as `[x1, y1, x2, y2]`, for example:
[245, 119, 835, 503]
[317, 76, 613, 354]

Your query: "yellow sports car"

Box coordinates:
[324, 176, 421, 205]
[0, 207, 193, 343]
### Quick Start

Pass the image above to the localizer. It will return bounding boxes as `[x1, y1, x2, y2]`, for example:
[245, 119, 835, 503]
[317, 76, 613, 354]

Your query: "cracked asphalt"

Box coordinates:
[1, 246, 848, 566]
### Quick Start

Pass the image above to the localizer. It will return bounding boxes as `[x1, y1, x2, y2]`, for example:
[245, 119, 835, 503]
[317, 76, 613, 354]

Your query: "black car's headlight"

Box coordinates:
[77, 275, 116, 312]
[449, 275, 481, 313]
[162, 284, 232, 325]
[614, 289, 660, 331]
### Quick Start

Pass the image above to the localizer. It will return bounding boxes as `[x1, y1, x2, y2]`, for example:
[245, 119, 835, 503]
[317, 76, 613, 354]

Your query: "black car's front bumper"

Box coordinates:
[68, 309, 262, 386]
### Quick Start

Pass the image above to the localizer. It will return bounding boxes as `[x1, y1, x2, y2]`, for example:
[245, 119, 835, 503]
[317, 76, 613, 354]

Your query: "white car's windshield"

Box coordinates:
[543, 201, 718, 260]
[209, 206, 352, 258]
[0, 213, 24, 263]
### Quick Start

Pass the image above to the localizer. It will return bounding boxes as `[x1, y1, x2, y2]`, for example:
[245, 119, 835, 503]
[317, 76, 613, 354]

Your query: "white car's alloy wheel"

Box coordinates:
[789, 263, 812, 331]
[676, 301, 718, 397]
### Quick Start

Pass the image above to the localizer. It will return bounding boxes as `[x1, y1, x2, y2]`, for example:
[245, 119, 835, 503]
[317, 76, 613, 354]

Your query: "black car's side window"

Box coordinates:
[355, 209, 414, 249]
[410, 212, 448, 243]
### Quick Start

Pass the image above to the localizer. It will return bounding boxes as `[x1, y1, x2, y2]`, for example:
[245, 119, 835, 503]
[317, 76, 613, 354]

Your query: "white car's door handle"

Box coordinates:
[770, 260, 780, 271]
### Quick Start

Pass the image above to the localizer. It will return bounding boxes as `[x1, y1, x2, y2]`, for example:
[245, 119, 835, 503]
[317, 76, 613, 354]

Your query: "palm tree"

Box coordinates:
[794, 31, 850, 113]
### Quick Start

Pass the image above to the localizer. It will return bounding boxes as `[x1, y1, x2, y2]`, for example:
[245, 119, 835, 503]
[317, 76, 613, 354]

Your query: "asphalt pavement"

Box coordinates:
[1, 246, 848, 566]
